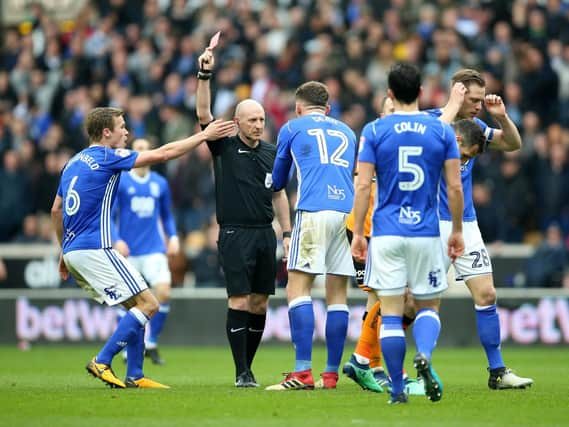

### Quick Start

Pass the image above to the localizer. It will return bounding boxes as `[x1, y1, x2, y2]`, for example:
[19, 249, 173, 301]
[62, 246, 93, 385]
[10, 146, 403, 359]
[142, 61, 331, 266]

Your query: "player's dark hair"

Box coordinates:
[295, 81, 329, 108]
[451, 69, 485, 88]
[85, 107, 124, 142]
[387, 63, 421, 104]
[452, 119, 486, 154]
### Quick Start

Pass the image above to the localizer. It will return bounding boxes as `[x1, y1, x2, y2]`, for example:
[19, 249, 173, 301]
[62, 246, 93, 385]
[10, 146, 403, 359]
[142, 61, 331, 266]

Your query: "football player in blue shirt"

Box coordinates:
[267, 81, 357, 391]
[352, 63, 465, 404]
[113, 138, 179, 365]
[51, 107, 234, 389]
[429, 69, 534, 390]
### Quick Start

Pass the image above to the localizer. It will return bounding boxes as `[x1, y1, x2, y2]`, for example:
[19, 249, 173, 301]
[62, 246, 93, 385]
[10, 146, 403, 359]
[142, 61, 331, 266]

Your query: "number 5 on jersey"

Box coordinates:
[398, 146, 424, 191]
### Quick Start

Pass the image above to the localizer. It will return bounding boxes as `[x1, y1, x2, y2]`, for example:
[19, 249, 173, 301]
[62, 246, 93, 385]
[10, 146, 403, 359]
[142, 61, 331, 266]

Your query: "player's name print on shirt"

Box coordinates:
[393, 121, 427, 134]
[71, 153, 100, 170]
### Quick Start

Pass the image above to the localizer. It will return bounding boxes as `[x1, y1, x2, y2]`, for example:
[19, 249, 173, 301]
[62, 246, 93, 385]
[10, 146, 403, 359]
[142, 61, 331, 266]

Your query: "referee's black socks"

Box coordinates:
[226, 308, 249, 376]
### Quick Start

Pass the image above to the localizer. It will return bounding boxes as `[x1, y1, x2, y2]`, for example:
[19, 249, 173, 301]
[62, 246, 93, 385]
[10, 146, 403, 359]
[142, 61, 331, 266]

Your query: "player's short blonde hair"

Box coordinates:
[85, 107, 124, 142]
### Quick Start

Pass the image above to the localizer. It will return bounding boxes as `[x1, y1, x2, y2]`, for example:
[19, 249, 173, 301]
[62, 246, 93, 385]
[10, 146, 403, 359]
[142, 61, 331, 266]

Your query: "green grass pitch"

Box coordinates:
[0, 345, 566, 427]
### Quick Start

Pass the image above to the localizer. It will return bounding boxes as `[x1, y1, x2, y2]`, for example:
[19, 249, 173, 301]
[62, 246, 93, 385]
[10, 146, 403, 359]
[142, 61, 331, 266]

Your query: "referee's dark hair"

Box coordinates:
[388, 62, 422, 105]
[452, 119, 487, 154]
[295, 81, 329, 108]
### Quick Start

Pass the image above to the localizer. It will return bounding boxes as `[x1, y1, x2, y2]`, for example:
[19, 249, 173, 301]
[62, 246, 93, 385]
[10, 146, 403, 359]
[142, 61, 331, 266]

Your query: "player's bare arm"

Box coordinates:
[484, 94, 522, 152]
[50, 195, 69, 280]
[272, 190, 292, 259]
[443, 158, 465, 261]
[351, 161, 374, 263]
[439, 82, 466, 124]
[134, 120, 235, 167]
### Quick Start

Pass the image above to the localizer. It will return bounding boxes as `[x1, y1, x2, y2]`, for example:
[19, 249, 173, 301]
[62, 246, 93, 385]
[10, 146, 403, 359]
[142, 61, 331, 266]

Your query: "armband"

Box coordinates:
[283, 231, 292, 238]
[197, 69, 212, 80]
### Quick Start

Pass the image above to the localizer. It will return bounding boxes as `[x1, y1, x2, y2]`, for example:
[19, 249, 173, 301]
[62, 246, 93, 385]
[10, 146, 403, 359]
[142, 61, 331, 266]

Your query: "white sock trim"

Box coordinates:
[327, 304, 349, 312]
[354, 353, 370, 365]
[379, 326, 405, 338]
[415, 310, 440, 325]
[158, 304, 171, 313]
[474, 304, 496, 311]
[129, 307, 149, 326]
[289, 296, 312, 309]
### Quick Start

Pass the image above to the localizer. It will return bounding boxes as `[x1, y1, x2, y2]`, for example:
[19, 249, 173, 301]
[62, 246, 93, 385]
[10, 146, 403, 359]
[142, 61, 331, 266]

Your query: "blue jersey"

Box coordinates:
[272, 113, 356, 213]
[359, 112, 459, 237]
[425, 109, 495, 221]
[112, 170, 177, 256]
[57, 146, 138, 253]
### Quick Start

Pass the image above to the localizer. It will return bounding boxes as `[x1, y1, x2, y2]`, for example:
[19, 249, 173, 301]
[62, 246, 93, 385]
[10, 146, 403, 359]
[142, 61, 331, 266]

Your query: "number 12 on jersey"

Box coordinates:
[308, 128, 350, 167]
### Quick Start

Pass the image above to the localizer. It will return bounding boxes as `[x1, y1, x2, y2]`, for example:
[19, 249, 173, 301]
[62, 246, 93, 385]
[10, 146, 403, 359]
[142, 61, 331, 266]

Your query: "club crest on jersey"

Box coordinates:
[265, 173, 273, 189]
[114, 148, 131, 158]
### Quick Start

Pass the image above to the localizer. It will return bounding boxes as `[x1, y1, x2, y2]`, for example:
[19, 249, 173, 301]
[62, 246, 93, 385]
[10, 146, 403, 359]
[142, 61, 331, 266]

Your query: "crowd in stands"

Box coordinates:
[0, 0, 568, 287]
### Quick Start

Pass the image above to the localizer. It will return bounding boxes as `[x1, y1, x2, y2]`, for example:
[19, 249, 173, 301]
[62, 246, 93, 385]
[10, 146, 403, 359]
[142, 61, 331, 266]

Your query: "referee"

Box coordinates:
[196, 47, 292, 388]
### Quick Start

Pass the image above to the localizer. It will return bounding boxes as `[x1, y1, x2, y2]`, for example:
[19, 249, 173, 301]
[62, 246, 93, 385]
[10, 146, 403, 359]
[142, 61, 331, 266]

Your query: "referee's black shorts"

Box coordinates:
[217, 226, 277, 297]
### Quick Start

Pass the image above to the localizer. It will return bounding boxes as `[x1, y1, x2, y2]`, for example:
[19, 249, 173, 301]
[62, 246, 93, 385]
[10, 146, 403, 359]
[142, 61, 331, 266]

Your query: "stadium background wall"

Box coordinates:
[1, 289, 568, 346]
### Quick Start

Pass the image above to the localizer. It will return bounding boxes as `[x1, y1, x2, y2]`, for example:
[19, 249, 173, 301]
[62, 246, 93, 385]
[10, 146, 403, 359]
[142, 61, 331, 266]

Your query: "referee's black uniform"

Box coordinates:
[205, 130, 278, 297]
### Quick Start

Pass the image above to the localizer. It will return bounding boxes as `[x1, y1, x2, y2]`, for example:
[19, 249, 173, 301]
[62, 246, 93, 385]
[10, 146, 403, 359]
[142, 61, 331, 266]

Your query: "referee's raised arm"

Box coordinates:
[196, 48, 215, 126]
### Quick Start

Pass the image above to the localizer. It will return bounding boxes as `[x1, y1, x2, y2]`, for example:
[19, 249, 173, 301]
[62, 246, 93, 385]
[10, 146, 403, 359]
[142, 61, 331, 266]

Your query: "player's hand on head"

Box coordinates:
[484, 94, 506, 117]
[203, 119, 236, 140]
[199, 49, 215, 71]
[449, 82, 467, 106]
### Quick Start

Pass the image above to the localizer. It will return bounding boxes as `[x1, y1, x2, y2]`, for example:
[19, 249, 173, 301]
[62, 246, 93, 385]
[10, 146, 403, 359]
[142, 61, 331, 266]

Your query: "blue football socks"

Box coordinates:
[475, 304, 505, 370]
[288, 296, 314, 372]
[324, 304, 349, 373]
[413, 308, 441, 360]
[97, 307, 148, 365]
[147, 303, 170, 347]
[380, 315, 406, 396]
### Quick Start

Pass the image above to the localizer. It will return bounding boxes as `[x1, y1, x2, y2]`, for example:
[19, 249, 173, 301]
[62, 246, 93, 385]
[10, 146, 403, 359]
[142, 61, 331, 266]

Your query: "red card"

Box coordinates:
[208, 31, 221, 49]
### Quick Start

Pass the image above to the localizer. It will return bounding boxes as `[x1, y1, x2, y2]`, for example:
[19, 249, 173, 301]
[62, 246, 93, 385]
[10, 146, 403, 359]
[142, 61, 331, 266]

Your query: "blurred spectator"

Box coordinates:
[492, 153, 534, 242]
[526, 222, 567, 287]
[191, 220, 224, 288]
[0, 150, 32, 241]
[0, 1, 568, 287]
[472, 182, 500, 243]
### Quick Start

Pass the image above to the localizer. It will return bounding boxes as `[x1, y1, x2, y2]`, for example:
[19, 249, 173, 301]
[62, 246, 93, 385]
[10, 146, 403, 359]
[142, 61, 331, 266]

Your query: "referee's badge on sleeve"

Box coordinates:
[265, 173, 273, 189]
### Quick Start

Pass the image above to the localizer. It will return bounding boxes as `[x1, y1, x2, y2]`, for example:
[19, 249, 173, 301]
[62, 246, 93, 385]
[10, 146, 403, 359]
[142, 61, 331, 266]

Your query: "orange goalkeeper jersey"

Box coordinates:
[346, 179, 376, 237]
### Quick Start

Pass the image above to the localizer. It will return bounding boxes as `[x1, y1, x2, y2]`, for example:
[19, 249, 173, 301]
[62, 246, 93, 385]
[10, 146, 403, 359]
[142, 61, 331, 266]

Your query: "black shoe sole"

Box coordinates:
[413, 353, 442, 402]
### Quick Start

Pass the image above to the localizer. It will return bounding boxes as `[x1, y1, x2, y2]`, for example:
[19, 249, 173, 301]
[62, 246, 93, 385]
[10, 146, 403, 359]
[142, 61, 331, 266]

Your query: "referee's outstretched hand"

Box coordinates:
[203, 119, 236, 141]
[199, 48, 215, 71]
